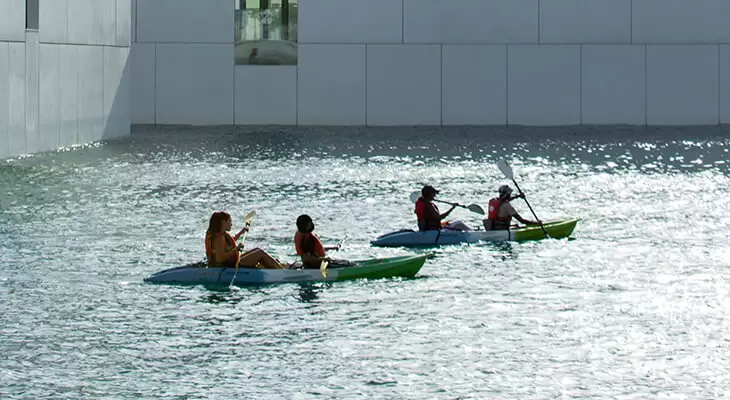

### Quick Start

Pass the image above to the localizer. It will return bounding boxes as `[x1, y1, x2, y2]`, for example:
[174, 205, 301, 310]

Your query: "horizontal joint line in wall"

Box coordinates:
[37, 42, 131, 48]
[301, 42, 730, 46]
[134, 40, 234, 45]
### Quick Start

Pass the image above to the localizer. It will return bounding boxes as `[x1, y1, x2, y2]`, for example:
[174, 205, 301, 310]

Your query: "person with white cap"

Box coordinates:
[482, 185, 540, 230]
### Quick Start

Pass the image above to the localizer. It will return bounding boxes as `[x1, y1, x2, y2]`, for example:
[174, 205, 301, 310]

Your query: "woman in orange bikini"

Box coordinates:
[205, 211, 283, 269]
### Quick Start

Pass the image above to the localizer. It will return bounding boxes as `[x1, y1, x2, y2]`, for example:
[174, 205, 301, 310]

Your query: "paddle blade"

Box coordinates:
[496, 159, 514, 180]
[243, 210, 257, 225]
[467, 204, 486, 215]
[320, 259, 329, 277]
[409, 191, 421, 203]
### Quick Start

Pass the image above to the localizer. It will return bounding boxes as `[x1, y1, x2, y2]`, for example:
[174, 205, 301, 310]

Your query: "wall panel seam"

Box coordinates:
[365, 45, 368, 126]
[153, 42, 157, 125]
[644, 44, 648, 126]
[401, 0, 404, 44]
[295, 64, 299, 125]
[538, 0, 541, 44]
[505, 45, 509, 125]
[57, 44, 61, 148]
[439, 44, 443, 126]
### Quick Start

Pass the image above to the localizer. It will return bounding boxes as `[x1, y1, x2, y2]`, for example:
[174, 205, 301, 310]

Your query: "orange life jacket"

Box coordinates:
[294, 231, 326, 257]
[205, 231, 239, 267]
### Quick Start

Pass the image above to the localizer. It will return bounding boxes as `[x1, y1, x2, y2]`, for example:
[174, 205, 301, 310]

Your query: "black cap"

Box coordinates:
[422, 185, 439, 196]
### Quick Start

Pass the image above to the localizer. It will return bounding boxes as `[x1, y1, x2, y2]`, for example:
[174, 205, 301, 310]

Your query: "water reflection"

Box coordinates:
[3, 125, 730, 398]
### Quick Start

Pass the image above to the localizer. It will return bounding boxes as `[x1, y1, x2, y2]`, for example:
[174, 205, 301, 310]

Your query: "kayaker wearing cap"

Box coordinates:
[482, 185, 540, 230]
[206, 211, 284, 269]
[294, 214, 343, 268]
[414, 185, 458, 231]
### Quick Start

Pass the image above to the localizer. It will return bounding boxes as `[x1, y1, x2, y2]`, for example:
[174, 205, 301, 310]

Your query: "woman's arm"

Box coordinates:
[233, 226, 249, 241]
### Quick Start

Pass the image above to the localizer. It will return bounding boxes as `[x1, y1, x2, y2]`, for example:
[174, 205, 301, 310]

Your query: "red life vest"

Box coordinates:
[414, 197, 441, 230]
[205, 231, 239, 267]
[294, 231, 326, 257]
[487, 198, 511, 223]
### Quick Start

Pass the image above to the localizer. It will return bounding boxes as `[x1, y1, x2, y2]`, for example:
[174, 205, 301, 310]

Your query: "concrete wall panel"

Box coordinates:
[76, 46, 104, 143]
[0, 0, 26, 42]
[508, 45, 581, 125]
[132, 0, 137, 42]
[0, 43, 9, 159]
[137, 0, 232, 43]
[39, 0, 69, 44]
[59, 45, 79, 147]
[367, 45, 441, 125]
[117, 0, 132, 46]
[130, 43, 155, 123]
[647, 45, 718, 125]
[299, 0, 403, 44]
[581, 45, 645, 124]
[442, 44, 507, 125]
[540, 0, 631, 44]
[235, 67, 297, 125]
[297, 44, 366, 125]
[68, 0, 117, 46]
[404, 0, 538, 44]
[633, 0, 730, 43]
[39, 44, 61, 151]
[155, 44, 234, 124]
[104, 46, 131, 139]
[25, 32, 40, 153]
[8, 42, 26, 156]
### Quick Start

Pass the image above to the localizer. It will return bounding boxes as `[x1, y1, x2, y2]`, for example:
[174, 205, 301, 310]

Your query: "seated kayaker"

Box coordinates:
[206, 211, 283, 269]
[482, 185, 541, 230]
[414, 185, 458, 231]
[294, 214, 343, 268]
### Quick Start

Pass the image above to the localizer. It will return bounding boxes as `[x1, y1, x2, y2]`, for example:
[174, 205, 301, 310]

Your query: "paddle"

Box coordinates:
[496, 160, 550, 239]
[229, 210, 257, 288]
[320, 235, 349, 278]
[409, 191, 485, 215]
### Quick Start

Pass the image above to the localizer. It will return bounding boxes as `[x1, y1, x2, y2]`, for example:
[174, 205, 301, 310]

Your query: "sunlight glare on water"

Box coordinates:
[1, 125, 730, 399]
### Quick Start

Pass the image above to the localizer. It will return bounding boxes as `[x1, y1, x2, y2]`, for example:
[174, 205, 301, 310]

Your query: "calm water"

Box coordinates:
[2, 125, 730, 399]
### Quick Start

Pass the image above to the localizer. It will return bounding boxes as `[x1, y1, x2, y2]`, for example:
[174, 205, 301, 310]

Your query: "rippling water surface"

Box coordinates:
[2, 125, 730, 399]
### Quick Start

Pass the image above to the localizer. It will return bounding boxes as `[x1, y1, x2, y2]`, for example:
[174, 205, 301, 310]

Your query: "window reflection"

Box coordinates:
[234, 0, 298, 65]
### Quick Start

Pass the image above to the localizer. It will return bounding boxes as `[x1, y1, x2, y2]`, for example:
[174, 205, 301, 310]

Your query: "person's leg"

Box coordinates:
[239, 248, 284, 269]
[445, 220, 471, 231]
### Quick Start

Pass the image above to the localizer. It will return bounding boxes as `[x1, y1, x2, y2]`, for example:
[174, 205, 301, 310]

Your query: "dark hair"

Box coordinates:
[296, 214, 313, 233]
[208, 211, 231, 234]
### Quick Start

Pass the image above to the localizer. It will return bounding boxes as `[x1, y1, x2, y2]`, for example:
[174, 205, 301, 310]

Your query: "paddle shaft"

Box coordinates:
[230, 220, 253, 287]
[509, 179, 550, 238]
[432, 198, 469, 212]
[320, 236, 348, 277]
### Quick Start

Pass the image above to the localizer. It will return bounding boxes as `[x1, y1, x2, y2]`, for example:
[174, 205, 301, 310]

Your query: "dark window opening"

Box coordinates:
[26, 0, 39, 30]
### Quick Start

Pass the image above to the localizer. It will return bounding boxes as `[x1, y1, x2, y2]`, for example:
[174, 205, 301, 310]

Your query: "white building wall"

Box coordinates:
[130, 0, 730, 127]
[0, 0, 130, 160]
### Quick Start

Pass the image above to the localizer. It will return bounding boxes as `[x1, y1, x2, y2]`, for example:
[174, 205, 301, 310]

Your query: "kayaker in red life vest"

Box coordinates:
[414, 185, 458, 231]
[205, 211, 283, 269]
[482, 185, 541, 230]
[294, 214, 342, 268]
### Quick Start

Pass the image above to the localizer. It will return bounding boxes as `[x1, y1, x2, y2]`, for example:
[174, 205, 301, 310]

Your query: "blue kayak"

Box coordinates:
[143, 255, 428, 286]
[371, 218, 579, 247]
